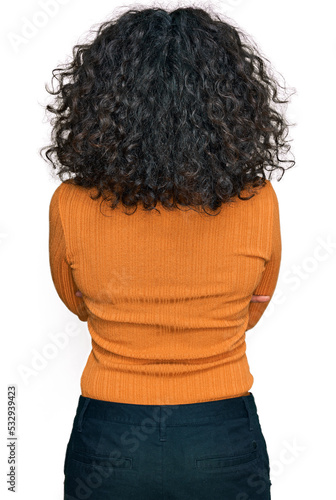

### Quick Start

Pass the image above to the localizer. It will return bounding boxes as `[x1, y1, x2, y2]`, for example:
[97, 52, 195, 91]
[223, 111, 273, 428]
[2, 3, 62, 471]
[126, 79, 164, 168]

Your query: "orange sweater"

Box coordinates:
[49, 179, 281, 405]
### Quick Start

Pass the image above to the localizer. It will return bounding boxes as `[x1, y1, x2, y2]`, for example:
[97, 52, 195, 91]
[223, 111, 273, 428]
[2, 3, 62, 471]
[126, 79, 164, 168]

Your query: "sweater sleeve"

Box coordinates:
[49, 184, 89, 322]
[246, 185, 281, 331]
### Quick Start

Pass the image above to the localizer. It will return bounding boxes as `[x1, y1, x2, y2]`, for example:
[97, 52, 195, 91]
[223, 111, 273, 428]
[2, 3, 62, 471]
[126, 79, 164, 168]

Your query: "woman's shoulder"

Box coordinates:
[49, 179, 94, 217]
[252, 179, 279, 206]
[263, 179, 279, 205]
[52, 179, 96, 201]
[238, 179, 278, 207]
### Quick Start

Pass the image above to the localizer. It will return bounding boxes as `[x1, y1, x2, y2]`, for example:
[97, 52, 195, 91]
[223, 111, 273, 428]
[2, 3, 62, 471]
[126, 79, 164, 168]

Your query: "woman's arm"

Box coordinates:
[49, 184, 89, 322]
[246, 186, 282, 331]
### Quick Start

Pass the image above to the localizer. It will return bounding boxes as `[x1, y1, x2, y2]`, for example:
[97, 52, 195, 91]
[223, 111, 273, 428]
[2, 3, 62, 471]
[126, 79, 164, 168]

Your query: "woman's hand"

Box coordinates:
[250, 295, 270, 303]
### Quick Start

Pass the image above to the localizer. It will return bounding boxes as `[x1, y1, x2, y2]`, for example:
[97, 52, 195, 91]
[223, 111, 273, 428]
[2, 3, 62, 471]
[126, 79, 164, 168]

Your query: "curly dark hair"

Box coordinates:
[41, 4, 296, 216]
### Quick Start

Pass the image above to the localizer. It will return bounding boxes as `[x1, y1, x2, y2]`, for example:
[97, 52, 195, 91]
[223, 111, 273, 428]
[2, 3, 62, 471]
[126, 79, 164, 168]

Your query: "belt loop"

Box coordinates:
[242, 394, 256, 431]
[159, 406, 167, 442]
[77, 398, 91, 433]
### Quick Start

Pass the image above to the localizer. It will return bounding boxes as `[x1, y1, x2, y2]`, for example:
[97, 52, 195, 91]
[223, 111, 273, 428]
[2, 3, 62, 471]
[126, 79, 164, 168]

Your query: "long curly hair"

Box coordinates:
[41, 5, 296, 216]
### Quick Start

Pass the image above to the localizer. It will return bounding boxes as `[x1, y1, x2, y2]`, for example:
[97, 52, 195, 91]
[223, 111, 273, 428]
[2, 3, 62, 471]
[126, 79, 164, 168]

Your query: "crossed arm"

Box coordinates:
[245, 187, 282, 331]
[49, 183, 281, 328]
[49, 184, 89, 322]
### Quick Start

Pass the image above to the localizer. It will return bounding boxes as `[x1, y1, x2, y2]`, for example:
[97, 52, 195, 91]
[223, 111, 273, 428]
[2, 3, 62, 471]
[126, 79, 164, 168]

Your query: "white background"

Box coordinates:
[1, 0, 335, 498]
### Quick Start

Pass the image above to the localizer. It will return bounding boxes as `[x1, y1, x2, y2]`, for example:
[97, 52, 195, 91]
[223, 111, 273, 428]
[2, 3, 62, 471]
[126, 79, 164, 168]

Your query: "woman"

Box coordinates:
[43, 6, 295, 499]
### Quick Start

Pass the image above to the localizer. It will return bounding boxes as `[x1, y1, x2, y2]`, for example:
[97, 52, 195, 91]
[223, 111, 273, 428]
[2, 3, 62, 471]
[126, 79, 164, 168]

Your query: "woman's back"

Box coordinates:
[49, 178, 280, 405]
[43, 6, 295, 497]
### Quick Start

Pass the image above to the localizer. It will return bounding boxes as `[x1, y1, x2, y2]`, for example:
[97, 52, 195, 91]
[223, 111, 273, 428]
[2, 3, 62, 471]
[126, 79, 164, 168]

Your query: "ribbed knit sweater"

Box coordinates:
[49, 179, 281, 405]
